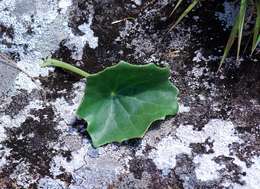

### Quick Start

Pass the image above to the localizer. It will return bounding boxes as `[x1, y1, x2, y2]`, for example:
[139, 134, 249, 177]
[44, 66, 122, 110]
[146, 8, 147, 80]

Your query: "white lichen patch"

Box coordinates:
[50, 142, 90, 176]
[0, 64, 19, 98]
[149, 124, 205, 173]
[192, 50, 207, 63]
[178, 104, 190, 113]
[0, 0, 96, 182]
[236, 156, 260, 189]
[0, 100, 43, 141]
[51, 80, 85, 126]
[149, 136, 191, 174]
[58, 0, 72, 12]
[65, 14, 98, 60]
[0, 0, 95, 157]
[193, 154, 223, 181]
[149, 119, 260, 187]
[14, 73, 38, 93]
[0, 100, 43, 169]
[38, 176, 66, 189]
[191, 67, 205, 78]
[10, 162, 38, 188]
[0, 0, 97, 77]
[132, 0, 142, 6]
[52, 97, 78, 125]
[198, 94, 206, 101]
[49, 140, 127, 188]
[0, 146, 10, 168]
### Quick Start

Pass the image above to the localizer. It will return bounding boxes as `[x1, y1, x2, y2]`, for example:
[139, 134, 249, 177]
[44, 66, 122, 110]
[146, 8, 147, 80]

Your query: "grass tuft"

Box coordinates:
[236, 0, 247, 60]
[251, 0, 260, 54]
[218, 15, 239, 71]
[167, 0, 200, 33]
[169, 0, 185, 16]
[168, 0, 260, 70]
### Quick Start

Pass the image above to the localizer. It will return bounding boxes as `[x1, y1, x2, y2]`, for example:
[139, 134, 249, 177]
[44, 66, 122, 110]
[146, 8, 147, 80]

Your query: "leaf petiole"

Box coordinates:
[41, 58, 91, 78]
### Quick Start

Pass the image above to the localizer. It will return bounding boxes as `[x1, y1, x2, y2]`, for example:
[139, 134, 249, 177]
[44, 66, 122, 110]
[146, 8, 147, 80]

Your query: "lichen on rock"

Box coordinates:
[0, 0, 259, 188]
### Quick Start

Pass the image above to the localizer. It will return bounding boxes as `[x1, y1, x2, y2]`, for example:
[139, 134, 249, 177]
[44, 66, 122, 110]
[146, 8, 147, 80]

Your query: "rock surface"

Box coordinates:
[0, 0, 259, 188]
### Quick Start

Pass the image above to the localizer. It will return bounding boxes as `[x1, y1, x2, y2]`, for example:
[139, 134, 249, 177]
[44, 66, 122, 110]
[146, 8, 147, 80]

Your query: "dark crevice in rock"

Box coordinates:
[128, 157, 183, 189]
[0, 24, 14, 39]
[1, 106, 60, 178]
[2, 90, 30, 117]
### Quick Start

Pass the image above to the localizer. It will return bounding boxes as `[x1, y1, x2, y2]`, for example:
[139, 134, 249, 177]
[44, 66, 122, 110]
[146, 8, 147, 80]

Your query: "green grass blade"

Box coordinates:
[168, 0, 200, 32]
[251, 0, 260, 54]
[170, 0, 184, 16]
[236, 0, 247, 60]
[218, 14, 240, 71]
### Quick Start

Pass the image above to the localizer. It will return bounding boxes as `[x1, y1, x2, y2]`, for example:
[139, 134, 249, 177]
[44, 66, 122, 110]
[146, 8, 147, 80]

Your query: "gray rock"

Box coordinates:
[0, 61, 18, 98]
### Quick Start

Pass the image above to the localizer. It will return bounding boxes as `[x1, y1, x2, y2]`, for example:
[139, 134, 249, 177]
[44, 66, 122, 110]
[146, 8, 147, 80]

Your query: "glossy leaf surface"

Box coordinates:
[76, 61, 179, 147]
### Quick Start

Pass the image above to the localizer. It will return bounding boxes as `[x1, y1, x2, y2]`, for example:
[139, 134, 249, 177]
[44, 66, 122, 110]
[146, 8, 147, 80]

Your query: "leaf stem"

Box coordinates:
[41, 58, 91, 78]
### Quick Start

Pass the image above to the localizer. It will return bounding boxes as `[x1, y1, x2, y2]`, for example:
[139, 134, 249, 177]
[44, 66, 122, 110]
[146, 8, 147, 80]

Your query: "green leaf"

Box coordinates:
[168, 0, 200, 32]
[169, 0, 184, 16]
[251, 0, 260, 54]
[236, 0, 247, 60]
[218, 13, 240, 71]
[76, 61, 179, 147]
